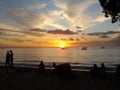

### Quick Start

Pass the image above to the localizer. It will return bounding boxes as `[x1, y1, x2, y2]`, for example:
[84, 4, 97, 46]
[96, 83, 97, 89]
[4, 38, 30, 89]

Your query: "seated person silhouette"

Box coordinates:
[38, 61, 45, 73]
[55, 63, 73, 78]
[90, 64, 100, 77]
[100, 63, 106, 78]
[53, 62, 56, 69]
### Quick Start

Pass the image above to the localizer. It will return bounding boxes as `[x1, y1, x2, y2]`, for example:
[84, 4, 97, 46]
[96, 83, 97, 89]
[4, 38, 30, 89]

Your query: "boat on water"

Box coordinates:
[81, 47, 87, 50]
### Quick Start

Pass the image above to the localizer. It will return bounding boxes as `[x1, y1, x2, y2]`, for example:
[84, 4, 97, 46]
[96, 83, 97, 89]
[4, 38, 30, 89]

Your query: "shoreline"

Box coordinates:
[0, 62, 117, 72]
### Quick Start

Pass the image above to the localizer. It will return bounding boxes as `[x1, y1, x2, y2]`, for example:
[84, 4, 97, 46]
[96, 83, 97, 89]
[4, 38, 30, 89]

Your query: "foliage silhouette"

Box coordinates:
[99, 0, 120, 24]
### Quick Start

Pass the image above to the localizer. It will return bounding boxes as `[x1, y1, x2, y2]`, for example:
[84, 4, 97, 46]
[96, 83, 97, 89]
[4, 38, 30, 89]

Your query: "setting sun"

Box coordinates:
[53, 41, 69, 48]
[60, 42, 65, 48]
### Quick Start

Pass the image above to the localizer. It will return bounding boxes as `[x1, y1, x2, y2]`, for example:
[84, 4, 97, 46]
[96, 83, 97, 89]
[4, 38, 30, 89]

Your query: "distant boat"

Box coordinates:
[101, 46, 105, 49]
[81, 47, 87, 50]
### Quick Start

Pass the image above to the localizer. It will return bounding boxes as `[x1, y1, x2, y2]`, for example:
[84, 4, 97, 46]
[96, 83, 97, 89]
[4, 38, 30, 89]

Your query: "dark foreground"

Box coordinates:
[0, 66, 120, 90]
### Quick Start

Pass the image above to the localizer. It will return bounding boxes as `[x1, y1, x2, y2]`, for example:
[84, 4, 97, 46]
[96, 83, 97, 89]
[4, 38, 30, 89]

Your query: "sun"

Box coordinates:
[54, 41, 68, 48]
[60, 42, 65, 48]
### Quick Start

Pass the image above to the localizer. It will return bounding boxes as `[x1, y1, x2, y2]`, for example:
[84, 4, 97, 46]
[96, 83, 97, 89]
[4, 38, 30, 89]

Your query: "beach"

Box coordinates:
[0, 66, 120, 90]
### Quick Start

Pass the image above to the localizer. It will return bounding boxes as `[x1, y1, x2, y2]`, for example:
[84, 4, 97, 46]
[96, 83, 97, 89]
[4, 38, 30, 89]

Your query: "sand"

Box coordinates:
[0, 66, 120, 90]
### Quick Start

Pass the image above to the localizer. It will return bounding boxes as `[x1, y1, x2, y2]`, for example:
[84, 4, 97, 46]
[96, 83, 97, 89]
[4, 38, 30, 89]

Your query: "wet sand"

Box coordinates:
[0, 66, 120, 90]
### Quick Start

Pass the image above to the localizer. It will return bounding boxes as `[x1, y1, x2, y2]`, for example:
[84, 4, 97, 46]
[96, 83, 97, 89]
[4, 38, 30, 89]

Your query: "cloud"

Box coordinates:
[26, 3, 47, 10]
[87, 31, 120, 36]
[69, 38, 74, 41]
[24, 30, 45, 37]
[30, 28, 46, 32]
[76, 26, 82, 29]
[0, 22, 19, 30]
[76, 38, 80, 41]
[0, 28, 25, 37]
[0, 28, 45, 39]
[0, 37, 24, 42]
[47, 29, 78, 35]
[52, 0, 102, 30]
[61, 38, 67, 41]
[61, 38, 80, 41]
[99, 34, 110, 38]
[0, 36, 36, 43]
[6, 9, 46, 29]
[94, 16, 109, 22]
[86, 31, 120, 39]
[0, 27, 79, 45]
[0, 0, 47, 29]
[0, 0, 108, 31]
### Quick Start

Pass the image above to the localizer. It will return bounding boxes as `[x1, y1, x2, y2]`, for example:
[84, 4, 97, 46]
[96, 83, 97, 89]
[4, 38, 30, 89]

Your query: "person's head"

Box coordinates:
[10, 50, 12, 53]
[40, 61, 43, 64]
[53, 62, 56, 67]
[7, 50, 9, 54]
[101, 63, 104, 67]
[93, 64, 97, 68]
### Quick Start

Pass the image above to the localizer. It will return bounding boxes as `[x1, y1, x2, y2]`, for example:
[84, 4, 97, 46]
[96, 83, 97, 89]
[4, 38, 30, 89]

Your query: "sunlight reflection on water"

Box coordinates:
[0, 46, 120, 67]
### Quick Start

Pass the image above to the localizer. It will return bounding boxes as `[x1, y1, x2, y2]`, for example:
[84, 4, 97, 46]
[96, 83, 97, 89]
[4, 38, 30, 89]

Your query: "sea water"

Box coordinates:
[0, 46, 120, 68]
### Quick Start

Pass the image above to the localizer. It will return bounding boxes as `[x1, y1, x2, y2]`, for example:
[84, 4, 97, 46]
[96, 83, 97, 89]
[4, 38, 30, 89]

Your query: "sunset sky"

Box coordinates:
[0, 0, 120, 47]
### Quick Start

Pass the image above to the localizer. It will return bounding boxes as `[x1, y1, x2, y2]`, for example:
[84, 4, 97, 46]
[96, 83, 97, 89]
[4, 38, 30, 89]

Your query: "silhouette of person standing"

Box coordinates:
[5, 51, 10, 67]
[10, 50, 14, 67]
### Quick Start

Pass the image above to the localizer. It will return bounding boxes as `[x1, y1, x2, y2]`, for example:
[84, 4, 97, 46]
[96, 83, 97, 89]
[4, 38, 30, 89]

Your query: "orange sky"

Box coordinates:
[0, 0, 120, 47]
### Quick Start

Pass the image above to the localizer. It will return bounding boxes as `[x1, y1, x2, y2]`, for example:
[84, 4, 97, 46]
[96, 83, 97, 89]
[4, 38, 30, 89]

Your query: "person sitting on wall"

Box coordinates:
[38, 61, 45, 73]
[55, 63, 74, 79]
[100, 63, 106, 78]
[90, 64, 100, 78]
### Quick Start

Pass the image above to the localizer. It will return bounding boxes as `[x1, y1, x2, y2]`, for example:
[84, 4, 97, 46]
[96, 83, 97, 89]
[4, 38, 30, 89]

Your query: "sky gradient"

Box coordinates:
[0, 0, 120, 47]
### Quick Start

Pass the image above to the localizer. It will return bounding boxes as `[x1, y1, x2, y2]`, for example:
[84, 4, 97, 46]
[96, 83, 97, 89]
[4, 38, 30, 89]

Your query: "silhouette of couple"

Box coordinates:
[5, 50, 14, 67]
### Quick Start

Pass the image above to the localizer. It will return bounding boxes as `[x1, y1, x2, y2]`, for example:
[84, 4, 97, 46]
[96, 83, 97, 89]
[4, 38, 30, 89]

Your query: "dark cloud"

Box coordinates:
[76, 30, 82, 33]
[0, 28, 78, 41]
[30, 28, 46, 32]
[31, 28, 79, 35]
[0, 28, 24, 34]
[86, 31, 120, 39]
[0, 28, 25, 37]
[47, 29, 78, 35]
[76, 38, 79, 41]
[87, 31, 120, 36]
[99, 34, 110, 38]
[24, 30, 45, 37]
[61, 38, 67, 41]
[106, 31, 120, 34]
[61, 38, 80, 41]
[76, 26, 82, 29]
[82, 33, 85, 35]
[69, 38, 74, 41]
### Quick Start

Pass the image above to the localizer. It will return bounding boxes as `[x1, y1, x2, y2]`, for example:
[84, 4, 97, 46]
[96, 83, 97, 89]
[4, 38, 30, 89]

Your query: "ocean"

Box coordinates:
[0, 46, 120, 69]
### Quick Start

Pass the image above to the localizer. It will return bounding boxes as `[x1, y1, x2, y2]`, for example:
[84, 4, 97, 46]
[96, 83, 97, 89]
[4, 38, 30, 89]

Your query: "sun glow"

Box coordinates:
[60, 42, 65, 48]
[54, 41, 68, 48]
